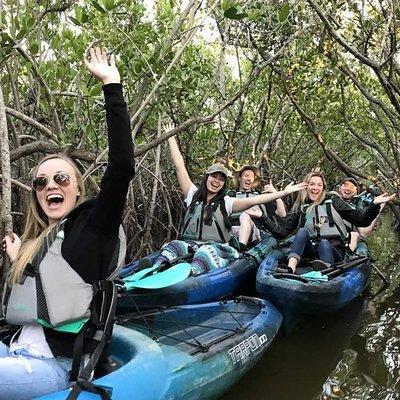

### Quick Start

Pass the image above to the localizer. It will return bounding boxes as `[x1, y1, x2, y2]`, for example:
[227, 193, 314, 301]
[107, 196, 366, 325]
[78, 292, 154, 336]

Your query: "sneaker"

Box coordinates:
[311, 259, 330, 271]
[136, 257, 153, 271]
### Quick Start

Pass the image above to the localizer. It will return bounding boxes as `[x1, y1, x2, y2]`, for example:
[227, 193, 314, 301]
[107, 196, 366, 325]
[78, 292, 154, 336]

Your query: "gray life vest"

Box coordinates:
[2, 221, 126, 332]
[181, 199, 231, 243]
[229, 190, 268, 222]
[300, 200, 348, 239]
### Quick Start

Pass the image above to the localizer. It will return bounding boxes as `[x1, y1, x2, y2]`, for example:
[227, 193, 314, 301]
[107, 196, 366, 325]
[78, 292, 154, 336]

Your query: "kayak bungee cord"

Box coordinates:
[116, 295, 256, 353]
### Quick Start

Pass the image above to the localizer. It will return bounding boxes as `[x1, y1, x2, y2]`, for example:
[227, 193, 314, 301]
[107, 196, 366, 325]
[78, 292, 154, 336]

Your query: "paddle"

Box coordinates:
[273, 256, 369, 282]
[127, 251, 195, 283]
[123, 262, 192, 290]
[371, 262, 389, 286]
[325, 256, 369, 279]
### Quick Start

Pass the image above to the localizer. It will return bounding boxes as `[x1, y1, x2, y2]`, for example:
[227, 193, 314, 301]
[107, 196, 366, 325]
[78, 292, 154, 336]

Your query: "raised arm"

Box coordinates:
[84, 48, 134, 235]
[232, 182, 307, 213]
[166, 126, 193, 197]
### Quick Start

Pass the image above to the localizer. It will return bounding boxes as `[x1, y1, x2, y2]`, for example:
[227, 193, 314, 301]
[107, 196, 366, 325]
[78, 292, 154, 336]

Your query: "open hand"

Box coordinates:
[2, 233, 21, 263]
[284, 181, 308, 194]
[373, 193, 396, 205]
[163, 122, 174, 132]
[84, 47, 120, 85]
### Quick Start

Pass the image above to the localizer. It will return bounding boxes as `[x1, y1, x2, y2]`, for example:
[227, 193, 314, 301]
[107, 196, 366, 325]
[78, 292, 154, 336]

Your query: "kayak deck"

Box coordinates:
[37, 297, 282, 400]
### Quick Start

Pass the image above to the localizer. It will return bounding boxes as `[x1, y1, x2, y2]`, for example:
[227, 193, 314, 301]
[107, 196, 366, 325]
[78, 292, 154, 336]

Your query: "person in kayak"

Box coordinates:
[153, 125, 307, 276]
[258, 171, 394, 273]
[228, 165, 286, 250]
[337, 176, 385, 251]
[1, 47, 134, 400]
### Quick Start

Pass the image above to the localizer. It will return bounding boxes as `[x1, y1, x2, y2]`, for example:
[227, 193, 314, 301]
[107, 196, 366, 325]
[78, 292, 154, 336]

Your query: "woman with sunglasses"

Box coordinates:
[0, 48, 134, 399]
[152, 126, 307, 276]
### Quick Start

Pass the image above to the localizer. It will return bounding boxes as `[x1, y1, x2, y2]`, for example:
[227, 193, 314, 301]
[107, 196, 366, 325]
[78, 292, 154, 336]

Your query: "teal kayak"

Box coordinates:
[118, 236, 277, 312]
[37, 297, 282, 399]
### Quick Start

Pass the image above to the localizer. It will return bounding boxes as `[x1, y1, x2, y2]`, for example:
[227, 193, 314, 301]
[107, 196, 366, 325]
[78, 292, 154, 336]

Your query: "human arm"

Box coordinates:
[258, 212, 300, 239]
[264, 182, 286, 218]
[84, 48, 135, 235]
[334, 194, 394, 227]
[165, 123, 193, 197]
[231, 182, 307, 213]
[358, 203, 385, 237]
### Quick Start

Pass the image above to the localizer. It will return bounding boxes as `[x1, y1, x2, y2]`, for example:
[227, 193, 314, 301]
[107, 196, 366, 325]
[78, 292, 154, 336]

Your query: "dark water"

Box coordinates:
[222, 215, 400, 400]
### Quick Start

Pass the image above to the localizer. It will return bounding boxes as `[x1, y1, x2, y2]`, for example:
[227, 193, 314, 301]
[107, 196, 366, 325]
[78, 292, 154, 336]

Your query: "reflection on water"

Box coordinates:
[222, 215, 400, 400]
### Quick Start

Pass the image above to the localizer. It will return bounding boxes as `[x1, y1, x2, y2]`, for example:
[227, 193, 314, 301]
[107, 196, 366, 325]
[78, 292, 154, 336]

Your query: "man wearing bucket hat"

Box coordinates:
[228, 165, 286, 251]
[338, 176, 384, 251]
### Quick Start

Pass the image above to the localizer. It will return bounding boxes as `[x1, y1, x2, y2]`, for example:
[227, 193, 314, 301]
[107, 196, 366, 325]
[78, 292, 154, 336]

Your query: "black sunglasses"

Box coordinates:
[32, 171, 74, 192]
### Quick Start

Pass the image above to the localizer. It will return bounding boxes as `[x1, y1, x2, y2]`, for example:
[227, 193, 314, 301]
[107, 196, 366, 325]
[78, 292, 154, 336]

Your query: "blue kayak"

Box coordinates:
[256, 241, 371, 316]
[117, 236, 277, 312]
[37, 297, 282, 399]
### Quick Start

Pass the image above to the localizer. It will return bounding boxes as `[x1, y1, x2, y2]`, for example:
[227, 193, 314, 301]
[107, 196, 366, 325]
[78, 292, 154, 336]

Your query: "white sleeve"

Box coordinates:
[185, 184, 198, 206]
[223, 195, 234, 215]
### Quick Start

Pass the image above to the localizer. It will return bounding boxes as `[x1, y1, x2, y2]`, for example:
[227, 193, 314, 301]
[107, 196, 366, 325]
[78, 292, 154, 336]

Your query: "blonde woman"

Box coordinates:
[0, 48, 134, 399]
[258, 171, 394, 273]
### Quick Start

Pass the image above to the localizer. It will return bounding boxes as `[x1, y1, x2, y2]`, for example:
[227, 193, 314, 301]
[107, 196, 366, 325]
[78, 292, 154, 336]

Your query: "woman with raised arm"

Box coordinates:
[152, 126, 307, 276]
[258, 171, 395, 273]
[0, 47, 134, 399]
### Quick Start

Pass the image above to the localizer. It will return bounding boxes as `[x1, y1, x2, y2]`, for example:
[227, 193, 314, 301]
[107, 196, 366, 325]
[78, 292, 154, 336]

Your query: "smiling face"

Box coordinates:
[206, 172, 226, 197]
[34, 158, 81, 224]
[239, 169, 256, 191]
[307, 175, 325, 203]
[339, 181, 358, 200]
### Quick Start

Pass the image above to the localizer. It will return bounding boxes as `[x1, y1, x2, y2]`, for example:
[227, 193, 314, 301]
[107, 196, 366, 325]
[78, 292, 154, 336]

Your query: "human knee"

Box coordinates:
[296, 227, 310, 240]
[318, 239, 331, 250]
[239, 212, 252, 224]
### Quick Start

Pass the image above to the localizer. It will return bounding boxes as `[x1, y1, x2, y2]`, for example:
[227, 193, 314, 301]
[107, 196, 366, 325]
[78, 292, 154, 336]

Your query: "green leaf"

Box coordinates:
[50, 36, 59, 49]
[90, 83, 103, 96]
[102, 0, 115, 10]
[278, 3, 290, 23]
[69, 17, 81, 26]
[91, 0, 106, 13]
[16, 27, 27, 40]
[26, 17, 35, 28]
[224, 6, 237, 18]
[221, 0, 234, 12]
[30, 42, 39, 54]
[224, 6, 247, 20]
[81, 12, 89, 23]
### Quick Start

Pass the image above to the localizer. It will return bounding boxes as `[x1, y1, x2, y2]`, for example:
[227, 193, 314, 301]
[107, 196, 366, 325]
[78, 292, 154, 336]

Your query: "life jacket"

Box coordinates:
[2, 220, 126, 400]
[180, 197, 231, 243]
[299, 199, 348, 239]
[228, 190, 268, 222]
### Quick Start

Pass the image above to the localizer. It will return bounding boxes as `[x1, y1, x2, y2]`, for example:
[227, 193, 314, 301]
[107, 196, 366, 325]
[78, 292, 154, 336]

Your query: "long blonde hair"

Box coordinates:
[292, 171, 327, 213]
[10, 154, 86, 283]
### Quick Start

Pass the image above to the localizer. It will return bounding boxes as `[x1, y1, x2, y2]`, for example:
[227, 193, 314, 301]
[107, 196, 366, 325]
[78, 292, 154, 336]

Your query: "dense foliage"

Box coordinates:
[1, 0, 399, 258]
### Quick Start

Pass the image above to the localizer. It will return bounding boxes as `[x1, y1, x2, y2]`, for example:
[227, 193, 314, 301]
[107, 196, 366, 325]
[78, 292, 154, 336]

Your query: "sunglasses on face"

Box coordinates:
[32, 171, 74, 192]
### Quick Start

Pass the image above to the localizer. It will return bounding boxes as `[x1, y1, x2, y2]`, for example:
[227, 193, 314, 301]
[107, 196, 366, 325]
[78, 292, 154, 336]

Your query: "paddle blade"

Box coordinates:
[123, 264, 158, 283]
[124, 262, 192, 290]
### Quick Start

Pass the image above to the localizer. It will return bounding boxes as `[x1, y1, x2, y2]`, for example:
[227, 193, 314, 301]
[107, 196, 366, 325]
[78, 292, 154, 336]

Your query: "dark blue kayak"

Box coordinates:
[37, 297, 282, 399]
[256, 241, 371, 317]
[117, 236, 277, 312]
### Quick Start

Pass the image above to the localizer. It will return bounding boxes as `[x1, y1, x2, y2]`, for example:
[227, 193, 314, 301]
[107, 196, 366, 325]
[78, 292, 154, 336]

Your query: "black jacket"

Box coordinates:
[259, 195, 381, 239]
[44, 83, 135, 356]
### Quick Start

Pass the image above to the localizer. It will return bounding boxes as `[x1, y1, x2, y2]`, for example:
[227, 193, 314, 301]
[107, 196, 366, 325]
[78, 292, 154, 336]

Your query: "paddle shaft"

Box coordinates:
[326, 257, 369, 279]
[317, 256, 367, 275]
[371, 262, 389, 286]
